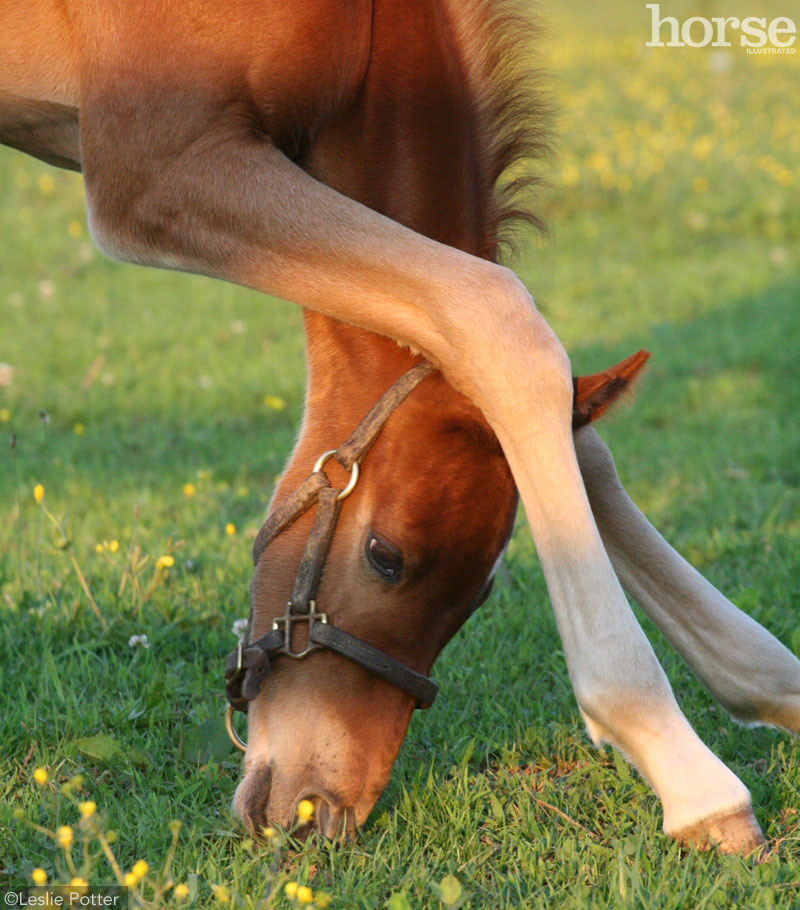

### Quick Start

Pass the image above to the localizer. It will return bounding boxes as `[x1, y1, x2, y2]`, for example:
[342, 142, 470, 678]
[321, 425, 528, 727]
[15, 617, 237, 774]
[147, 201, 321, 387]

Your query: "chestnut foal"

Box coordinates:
[4, 0, 800, 851]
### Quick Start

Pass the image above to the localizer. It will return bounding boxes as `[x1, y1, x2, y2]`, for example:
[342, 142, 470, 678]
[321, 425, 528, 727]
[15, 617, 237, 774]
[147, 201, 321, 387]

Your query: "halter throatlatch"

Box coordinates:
[224, 361, 439, 752]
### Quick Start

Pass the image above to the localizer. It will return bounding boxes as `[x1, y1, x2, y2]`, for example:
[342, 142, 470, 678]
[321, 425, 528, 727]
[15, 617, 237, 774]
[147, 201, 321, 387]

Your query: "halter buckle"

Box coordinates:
[273, 600, 328, 659]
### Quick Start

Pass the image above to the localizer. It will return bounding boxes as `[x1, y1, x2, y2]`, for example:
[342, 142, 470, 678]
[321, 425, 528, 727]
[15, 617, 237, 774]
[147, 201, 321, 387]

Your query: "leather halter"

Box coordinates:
[224, 361, 440, 752]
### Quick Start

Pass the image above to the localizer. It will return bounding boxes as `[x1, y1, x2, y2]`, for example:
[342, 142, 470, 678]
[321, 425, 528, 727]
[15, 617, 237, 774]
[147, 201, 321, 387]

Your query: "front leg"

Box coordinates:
[81, 95, 761, 849]
[576, 425, 800, 733]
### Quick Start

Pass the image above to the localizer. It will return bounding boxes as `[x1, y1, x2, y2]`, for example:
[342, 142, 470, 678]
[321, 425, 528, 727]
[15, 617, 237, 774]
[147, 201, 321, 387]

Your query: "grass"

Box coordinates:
[1, 1, 799, 907]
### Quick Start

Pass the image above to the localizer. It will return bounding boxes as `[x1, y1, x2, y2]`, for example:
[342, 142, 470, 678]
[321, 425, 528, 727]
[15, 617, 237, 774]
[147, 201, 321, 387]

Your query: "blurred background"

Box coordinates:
[1, 1, 797, 553]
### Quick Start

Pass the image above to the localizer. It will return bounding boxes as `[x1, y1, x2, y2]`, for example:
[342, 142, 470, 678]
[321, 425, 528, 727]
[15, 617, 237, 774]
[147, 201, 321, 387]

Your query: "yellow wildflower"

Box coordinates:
[71, 775, 84, 789]
[96, 544, 104, 554]
[211, 884, 230, 903]
[561, 163, 580, 187]
[296, 886, 313, 905]
[296, 799, 314, 823]
[225, 523, 236, 536]
[174, 884, 189, 900]
[74, 423, 85, 436]
[131, 860, 148, 880]
[589, 153, 611, 173]
[264, 395, 286, 411]
[156, 555, 175, 569]
[33, 767, 48, 785]
[37, 174, 55, 194]
[31, 869, 47, 886]
[691, 135, 714, 160]
[316, 894, 332, 909]
[183, 483, 196, 497]
[78, 800, 96, 818]
[68, 220, 83, 238]
[109, 540, 119, 553]
[123, 873, 138, 888]
[70, 878, 88, 889]
[0, 408, 10, 423]
[56, 825, 73, 848]
[284, 882, 299, 899]
[34, 484, 44, 504]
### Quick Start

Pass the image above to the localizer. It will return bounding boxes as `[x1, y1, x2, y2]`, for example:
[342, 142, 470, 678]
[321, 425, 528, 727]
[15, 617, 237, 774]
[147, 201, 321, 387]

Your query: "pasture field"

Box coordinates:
[1, 2, 799, 907]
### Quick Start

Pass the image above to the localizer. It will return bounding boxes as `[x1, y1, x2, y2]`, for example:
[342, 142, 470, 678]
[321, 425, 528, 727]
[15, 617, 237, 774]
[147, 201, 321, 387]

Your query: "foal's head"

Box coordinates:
[233, 346, 516, 837]
[232, 334, 647, 838]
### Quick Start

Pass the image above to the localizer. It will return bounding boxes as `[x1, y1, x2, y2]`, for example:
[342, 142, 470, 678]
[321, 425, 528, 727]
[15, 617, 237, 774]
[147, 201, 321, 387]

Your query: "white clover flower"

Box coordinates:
[708, 50, 733, 74]
[128, 634, 151, 649]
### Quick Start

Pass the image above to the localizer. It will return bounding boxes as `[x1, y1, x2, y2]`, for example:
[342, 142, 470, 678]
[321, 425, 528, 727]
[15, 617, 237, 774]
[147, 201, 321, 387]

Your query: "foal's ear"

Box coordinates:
[572, 350, 651, 429]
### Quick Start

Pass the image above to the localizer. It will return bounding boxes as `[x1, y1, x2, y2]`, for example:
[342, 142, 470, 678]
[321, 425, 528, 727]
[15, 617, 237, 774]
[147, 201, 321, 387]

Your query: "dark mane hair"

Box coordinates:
[447, 0, 552, 260]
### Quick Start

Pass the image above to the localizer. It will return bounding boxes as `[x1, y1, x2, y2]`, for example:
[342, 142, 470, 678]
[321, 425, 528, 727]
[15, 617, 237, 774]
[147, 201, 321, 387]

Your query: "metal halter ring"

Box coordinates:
[312, 450, 360, 500]
[225, 704, 247, 753]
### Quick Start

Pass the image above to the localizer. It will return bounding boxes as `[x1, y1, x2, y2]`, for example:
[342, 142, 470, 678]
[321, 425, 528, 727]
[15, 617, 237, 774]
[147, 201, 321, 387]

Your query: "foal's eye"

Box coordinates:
[365, 533, 403, 582]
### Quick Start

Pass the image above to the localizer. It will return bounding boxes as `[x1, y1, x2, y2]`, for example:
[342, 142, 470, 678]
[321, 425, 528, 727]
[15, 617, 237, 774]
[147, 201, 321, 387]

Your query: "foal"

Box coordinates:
[3, 0, 799, 850]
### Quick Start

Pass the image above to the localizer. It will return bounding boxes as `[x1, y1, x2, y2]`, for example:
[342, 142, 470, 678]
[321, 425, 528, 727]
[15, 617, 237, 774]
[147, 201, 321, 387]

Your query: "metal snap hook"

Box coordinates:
[225, 704, 247, 753]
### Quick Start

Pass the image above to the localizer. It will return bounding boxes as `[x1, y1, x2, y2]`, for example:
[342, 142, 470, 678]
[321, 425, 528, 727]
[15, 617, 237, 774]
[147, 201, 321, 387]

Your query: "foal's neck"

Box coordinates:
[298, 0, 510, 434]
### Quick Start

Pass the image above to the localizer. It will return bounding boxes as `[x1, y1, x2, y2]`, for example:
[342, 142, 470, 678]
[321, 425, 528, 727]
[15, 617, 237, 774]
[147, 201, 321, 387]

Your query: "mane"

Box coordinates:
[445, 0, 551, 261]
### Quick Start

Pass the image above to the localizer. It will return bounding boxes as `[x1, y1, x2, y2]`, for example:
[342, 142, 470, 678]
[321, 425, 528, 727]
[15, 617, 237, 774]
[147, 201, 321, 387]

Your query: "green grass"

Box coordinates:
[1, 1, 799, 907]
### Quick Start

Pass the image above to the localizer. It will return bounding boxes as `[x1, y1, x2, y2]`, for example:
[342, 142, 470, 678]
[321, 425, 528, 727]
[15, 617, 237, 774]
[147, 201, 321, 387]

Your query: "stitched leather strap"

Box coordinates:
[334, 361, 437, 469]
[310, 621, 439, 707]
[290, 486, 343, 613]
[224, 622, 439, 711]
[252, 470, 329, 565]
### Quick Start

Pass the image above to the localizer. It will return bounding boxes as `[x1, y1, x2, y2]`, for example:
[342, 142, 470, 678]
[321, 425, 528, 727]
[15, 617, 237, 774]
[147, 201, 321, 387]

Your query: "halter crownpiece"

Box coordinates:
[224, 361, 439, 752]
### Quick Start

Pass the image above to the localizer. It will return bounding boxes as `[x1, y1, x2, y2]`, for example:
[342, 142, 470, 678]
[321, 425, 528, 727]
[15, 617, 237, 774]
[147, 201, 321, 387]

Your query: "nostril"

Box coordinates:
[312, 796, 357, 841]
[233, 763, 272, 835]
[292, 793, 357, 840]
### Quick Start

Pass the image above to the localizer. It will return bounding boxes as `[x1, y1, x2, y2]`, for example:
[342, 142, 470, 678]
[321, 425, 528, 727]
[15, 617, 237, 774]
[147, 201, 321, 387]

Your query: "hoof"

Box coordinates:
[674, 807, 766, 855]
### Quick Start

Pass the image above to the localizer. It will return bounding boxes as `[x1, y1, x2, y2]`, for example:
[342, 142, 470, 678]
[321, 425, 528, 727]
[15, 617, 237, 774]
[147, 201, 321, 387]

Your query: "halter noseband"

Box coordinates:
[224, 362, 439, 752]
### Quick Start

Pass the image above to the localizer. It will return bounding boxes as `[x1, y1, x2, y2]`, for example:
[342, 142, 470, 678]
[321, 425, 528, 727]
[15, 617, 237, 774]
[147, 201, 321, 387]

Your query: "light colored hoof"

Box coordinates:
[674, 807, 766, 855]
